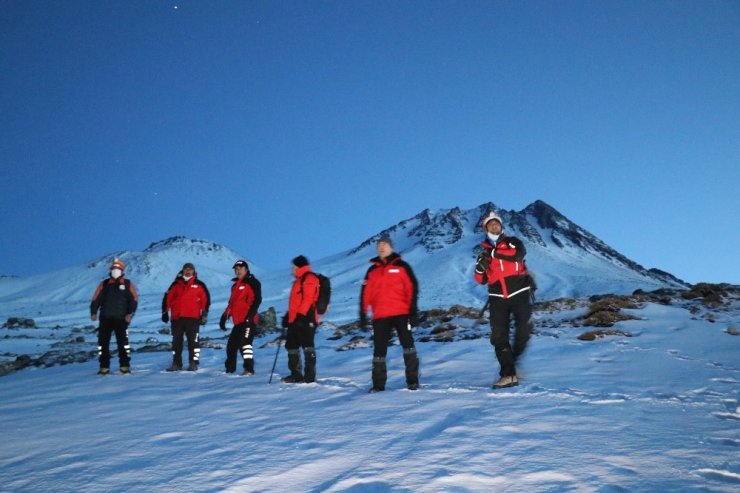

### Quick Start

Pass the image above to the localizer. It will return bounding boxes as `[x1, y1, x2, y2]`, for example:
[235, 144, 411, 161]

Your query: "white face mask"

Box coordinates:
[182, 275, 193, 281]
[487, 232, 501, 243]
[110, 268, 122, 279]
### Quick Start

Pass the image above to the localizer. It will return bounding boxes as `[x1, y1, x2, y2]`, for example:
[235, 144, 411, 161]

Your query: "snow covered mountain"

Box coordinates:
[0, 201, 687, 324]
[317, 200, 688, 317]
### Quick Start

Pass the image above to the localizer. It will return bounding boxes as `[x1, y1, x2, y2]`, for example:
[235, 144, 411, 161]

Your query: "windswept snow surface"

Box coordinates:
[1, 302, 739, 492]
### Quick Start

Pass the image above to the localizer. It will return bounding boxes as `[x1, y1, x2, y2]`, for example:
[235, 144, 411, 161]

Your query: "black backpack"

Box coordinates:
[302, 272, 331, 315]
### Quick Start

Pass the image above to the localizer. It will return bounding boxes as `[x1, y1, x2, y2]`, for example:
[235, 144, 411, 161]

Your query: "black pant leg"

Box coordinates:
[285, 326, 301, 351]
[511, 294, 533, 360]
[392, 315, 415, 350]
[111, 319, 131, 367]
[489, 297, 515, 377]
[97, 321, 113, 368]
[181, 318, 200, 364]
[225, 326, 242, 373]
[239, 323, 255, 371]
[171, 319, 185, 366]
[372, 318, 392, 358]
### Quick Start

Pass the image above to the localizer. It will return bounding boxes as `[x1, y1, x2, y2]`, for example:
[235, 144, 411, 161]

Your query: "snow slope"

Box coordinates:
[0, 298, 738, 492]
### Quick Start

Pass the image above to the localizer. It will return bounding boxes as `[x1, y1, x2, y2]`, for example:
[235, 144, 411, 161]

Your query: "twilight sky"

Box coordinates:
[1, 0, 739, 284]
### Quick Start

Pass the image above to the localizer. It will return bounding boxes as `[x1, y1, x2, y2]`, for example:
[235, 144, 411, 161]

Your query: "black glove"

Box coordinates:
[161, 312, 169, 324]
[281, 313, 289, 329]
[199, 312, 208, 326]
[476, 249, 492, 274]
[359, 312, 368, 328]
[409, 308, 419, 327]
[219, 313, 227, 331]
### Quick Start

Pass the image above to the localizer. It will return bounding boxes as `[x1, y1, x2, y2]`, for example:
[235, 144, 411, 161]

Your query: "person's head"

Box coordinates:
[292, 255, 309, 276]
[110, 258, 125, 279]
[377, 236, 394, 260]
[232, 259, 249, 279]
[182, 262, 195, 279]
[482, 212, 503, 238]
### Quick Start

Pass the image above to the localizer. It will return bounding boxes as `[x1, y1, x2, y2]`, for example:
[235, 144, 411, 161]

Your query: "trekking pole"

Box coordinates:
[268, 329, 285, 384]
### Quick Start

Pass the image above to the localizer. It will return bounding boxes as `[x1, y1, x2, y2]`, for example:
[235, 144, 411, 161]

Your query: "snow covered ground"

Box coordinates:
[1, 299, 738, 492]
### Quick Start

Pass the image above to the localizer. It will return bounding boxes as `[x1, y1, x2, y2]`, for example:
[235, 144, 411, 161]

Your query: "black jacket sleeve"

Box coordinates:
[359, 265, 375, 318]
[162, 281, 176, 314]
[246, 275, 262, 324]
[199, 280, 211, 313]
[493, 236, 526, 262]
[400, 261, 420, 312]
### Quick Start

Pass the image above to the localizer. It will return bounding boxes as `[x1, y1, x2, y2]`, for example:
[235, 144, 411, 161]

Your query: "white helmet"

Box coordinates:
[481, 211, 503, 229]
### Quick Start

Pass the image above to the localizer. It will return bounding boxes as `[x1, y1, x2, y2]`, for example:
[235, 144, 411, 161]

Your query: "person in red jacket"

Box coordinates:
[360, 237, 420, 392]
[161, 262, 211, 372]
[219, 259, 262, 375]
[474, 211, 534, 389]
[281, 255, 320, 383]
[90, 258, 138, 375]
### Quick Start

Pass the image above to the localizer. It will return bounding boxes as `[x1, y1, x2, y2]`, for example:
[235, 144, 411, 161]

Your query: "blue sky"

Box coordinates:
[1, 0, 738, 284]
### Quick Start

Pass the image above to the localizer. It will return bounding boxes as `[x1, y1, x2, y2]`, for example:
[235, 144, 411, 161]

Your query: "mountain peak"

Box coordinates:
[143, 236, 227, 253]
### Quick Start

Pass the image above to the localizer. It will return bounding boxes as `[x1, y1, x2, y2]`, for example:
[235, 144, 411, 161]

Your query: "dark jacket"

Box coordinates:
[90, 276, 138, 320]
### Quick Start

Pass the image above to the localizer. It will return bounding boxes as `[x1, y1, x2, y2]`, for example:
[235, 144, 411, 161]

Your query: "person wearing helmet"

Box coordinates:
[474, 212, 533, 389]
[90, 258, 138, 375]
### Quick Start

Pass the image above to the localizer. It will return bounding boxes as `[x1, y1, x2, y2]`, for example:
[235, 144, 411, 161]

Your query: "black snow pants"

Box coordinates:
[225, 323, 256, 373]
[98, 318, 131, 369]
[171, 317, 200, 366]
[489, 293, 532, 377]
[371, 315, 419, 389]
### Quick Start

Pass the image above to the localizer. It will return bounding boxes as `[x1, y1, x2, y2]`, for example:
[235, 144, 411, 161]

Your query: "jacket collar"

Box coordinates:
[371, 252, 401, 266]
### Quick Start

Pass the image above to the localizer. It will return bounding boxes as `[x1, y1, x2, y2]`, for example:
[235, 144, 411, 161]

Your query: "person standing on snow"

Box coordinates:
[360, 237, 420, 392]
[90, 258, 138, 375]
[161, 262, 210, 372]
[219, 260, 261, 375]
[281, 255, 321, 384]
[474, 211, 534, 389]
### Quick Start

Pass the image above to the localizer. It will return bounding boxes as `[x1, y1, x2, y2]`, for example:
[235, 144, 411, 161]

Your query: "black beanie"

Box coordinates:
[292, 255, 309, 268]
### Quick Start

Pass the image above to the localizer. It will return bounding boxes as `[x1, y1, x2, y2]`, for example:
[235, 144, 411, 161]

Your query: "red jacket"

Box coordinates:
[225, 274, 262, 325]
[474, 234, 530, 299]
[361, 252, 419, 320]
[162, 274, 210, 320]
[288, 265, 320, 324]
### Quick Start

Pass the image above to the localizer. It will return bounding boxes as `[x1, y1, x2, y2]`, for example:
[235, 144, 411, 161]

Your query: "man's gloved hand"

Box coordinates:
[162, 312, 169, 324]
[475, 249, 492, 274]
[199, 312, 208, 326]
[359, 312, 368, 328]
[219, 313, 228, 331]
[409, 308, 419, 327]
[281, 313, 289, 329]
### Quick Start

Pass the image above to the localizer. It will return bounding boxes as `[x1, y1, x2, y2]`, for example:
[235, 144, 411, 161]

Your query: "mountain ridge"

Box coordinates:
[0, 200, 688, 318]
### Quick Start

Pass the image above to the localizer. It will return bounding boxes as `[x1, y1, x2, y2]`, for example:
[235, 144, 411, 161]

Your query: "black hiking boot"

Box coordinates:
[303, 347, 316, 383]
[372, 356, 387, 392]
[281, 374, 304, 383]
